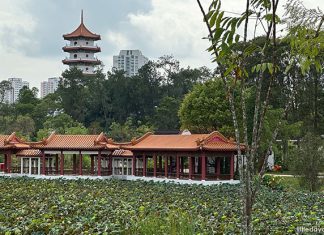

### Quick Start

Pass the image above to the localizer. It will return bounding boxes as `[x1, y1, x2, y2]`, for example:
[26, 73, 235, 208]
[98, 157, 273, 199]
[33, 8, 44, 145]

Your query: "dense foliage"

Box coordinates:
[289, 133, 324, 191]
[0, 177, 322, 234]
[0, 56, 212, 141]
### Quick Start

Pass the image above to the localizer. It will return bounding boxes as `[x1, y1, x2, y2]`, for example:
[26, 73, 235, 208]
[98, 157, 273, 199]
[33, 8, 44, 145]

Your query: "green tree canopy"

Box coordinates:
[179, 79, 233, 136]
[36, 113, 88, 140]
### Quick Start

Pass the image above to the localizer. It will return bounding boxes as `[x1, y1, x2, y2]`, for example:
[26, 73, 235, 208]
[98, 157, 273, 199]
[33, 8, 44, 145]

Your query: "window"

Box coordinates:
[86, 67, 89, 71]
[74, 41, 77, 45]
[74, 54, 77, 59]
[86, 54, 89, 58]
[86, 42, 88, 45]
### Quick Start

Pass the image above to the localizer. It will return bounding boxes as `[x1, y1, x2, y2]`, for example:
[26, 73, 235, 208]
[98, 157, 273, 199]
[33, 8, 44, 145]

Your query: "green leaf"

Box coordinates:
[210, 12, 218, 28]
[216, 11, 224, 29]
[267, 63, 273, 74]
[261, 63, 267, 73]
[256, 64, 261, 72]
[235, 34, 240, 43]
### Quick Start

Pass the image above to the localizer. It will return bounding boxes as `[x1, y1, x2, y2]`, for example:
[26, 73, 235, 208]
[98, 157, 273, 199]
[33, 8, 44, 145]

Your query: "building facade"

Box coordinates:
[0, 131, 243, 182]
[113, 50, 148, 77]
[40, 77, 60, 98]
[4, 78, 29, 104]
[62, 11, 101, 74]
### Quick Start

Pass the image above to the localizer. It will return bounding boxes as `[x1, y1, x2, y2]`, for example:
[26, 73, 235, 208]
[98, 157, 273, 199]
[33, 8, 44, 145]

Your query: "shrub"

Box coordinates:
[288, 133, 324, 192]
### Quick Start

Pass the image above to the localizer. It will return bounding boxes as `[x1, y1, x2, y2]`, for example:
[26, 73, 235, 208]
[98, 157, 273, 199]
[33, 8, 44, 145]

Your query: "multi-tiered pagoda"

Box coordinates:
[62, 11, 101, 74]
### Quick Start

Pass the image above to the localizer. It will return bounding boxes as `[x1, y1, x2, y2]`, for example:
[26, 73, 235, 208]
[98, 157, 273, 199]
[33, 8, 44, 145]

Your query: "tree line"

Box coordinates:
[0, 56, 213, 141]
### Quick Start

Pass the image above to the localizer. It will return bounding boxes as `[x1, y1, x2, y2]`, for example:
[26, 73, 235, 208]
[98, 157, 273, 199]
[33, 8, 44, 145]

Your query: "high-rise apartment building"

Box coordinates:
[3, 78, 29, 104]
[113, 50, 149, 77]
[40, 77, 60, 98]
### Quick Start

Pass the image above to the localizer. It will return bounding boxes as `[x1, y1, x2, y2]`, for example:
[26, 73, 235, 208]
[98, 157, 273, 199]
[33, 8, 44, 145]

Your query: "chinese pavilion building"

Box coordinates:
[0, 131, 243, 184]
[62, 11, 101, 74]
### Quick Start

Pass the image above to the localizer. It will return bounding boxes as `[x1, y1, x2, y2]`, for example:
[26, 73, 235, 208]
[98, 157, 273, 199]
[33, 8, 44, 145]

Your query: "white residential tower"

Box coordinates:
[113, 50, 149, 77]
[3, 78, 29, 104]
[40, 77, 60, 98]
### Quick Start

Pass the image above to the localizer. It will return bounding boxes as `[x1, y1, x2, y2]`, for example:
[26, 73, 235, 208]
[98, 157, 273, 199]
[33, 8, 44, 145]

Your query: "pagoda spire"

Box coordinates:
[81, 9, 83, 24]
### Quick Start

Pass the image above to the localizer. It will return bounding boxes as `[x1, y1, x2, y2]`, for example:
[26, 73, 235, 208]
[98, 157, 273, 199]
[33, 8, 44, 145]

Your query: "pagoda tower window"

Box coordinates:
[86, 54, 89, 58]
[74, 54, 77, 59]
[74, 41, 77, 45]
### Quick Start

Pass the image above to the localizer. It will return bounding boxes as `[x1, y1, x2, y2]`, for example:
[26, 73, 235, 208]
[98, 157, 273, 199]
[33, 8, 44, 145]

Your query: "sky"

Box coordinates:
[0, 0, 323, 89]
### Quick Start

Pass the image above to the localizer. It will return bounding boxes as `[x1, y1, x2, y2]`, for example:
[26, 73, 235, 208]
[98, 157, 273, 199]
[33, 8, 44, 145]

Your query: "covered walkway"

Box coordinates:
[0, 131, 244, 182]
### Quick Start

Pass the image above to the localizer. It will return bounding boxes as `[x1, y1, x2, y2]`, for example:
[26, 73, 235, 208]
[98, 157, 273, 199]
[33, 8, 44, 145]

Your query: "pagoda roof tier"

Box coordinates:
[63, 11, 101, 40]
[62, 58, 101, 65]
[63, 46, 101, 53]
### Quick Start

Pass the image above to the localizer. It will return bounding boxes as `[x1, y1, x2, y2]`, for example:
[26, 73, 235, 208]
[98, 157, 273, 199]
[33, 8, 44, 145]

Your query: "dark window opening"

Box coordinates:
[74, 54, 77, 59]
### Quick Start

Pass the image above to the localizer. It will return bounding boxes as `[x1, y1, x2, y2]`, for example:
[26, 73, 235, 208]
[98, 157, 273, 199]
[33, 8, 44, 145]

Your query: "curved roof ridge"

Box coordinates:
[131, 132, 153, 145]
[202, 131, 229, 145]
[63, 22, 101, 40]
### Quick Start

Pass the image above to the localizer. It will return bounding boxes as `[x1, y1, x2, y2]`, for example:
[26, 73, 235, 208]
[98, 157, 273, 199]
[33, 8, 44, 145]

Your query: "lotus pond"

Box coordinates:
[0, 177, 323, 234]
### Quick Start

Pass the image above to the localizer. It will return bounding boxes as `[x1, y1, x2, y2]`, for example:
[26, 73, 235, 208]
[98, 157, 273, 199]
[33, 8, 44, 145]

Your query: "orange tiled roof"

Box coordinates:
[0, 135, 10, 149]
[126, 132, 210, 151]
[126, 131, 243, 152]
[112, 149, 133, 157]
[31, 132, 110, 150]
[16, 149, 42, 157]
[63, 22, 100, 40]
[0, 133, 29, 149]
[201, 132, 242, 151]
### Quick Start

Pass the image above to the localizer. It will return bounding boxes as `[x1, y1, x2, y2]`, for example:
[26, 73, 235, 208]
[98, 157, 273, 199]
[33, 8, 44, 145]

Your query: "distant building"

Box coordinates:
[40, 77, 60, 98]
[62, 11, 101, 74]
[4, 78, 29, 104]
[113, 50, 149, 77]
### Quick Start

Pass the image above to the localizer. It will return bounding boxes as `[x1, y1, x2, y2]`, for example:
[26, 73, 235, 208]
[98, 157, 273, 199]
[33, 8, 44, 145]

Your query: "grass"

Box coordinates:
[269, 175, 324, 192]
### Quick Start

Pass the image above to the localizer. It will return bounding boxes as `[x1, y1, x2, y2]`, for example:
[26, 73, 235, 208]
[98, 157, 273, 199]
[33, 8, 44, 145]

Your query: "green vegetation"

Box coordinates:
[289, 133, 324, 191]
[0, 177, 323, 234]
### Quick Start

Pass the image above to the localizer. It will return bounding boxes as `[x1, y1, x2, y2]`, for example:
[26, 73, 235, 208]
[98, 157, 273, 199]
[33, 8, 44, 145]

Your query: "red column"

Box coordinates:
[79, 152, 83, 175]
[153, 154, 157, 177]
[164, 156, 168, 178]
[55, 154, 59, 174]
[230, 154, 234, 180]
[181, 157, 184, 174]
[216, 157, 221, 180]
[132, 155, 136, 176]
[201, 152, 206, 181]
[158, 156, 162, 174]
[90, 155, 94, 175]
[4, 154, 7, 173]
[109, 155, 112, 175]
[189, 156, 193, 180]
[97, 151, 101, 176]
[7, 152, 11, 174]
[41, 151, 46, 175]
[176, 154, 180, 179]
[60, 152, 64, 175]
[143, 154, 146, 177]
[72, 154, 77, 174]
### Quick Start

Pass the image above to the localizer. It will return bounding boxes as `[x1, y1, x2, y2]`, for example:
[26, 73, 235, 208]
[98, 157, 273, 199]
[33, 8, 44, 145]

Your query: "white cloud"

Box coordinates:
[1, 0, 324, 91]
[0, 0, 37, 53]
[105, 31, 132, 49]
[127, 0, 214, 68]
